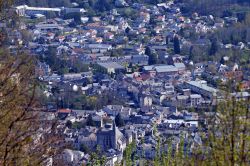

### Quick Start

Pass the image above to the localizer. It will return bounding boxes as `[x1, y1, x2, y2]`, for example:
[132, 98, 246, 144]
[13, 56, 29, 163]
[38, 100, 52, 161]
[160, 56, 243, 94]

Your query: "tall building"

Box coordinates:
[97, 121, 126, 152]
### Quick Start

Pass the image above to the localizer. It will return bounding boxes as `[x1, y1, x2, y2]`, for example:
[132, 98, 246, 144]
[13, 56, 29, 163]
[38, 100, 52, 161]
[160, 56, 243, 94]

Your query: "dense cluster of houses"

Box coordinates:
[5, 0, 250, 165]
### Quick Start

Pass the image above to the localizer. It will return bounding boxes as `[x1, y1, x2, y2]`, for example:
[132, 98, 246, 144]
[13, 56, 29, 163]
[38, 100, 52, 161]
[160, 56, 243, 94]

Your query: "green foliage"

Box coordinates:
[65, 120, 72, 128]
[123, 141, 136, 166]
[94, 0, 113, 12]
[80, 144, 90, 153]
[173, 36, 181, 54]
[142, 98, 250, 165]
[181, 0, 250, 16]
[86, 114, 95, 126]
[146, 46, 158, 65]
[87, 145, 107, 166]
[72, 121, 85, 129]
[18, 0, 72, 7]
[209, 38, 219, 55]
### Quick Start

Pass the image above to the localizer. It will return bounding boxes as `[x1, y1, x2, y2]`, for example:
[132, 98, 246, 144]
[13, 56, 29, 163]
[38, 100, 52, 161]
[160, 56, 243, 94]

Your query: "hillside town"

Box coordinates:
[3, 0, 250, 165]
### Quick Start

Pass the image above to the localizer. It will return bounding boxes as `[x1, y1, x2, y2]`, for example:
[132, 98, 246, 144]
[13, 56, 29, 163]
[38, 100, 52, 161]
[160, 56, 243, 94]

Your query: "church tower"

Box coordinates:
[112, 120, 118, 149]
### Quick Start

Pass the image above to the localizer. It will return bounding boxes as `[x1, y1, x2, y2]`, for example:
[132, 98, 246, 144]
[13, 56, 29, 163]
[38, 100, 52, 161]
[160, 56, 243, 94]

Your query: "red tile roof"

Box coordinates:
[58, 109, 72, 114]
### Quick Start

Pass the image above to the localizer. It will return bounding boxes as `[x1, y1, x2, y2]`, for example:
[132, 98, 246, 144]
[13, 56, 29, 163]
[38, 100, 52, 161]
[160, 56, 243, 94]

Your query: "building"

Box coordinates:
[143, 65, 179, 76]
[15, 5, 61, 16]
[176, 95, 189, 107]
[96, 62, 125, 74]
[130, 55, 149, 66]
[35, 23, 63, 31]
[184, 80, 219, 99]
[85, 44, 112, 53]
[140, 95, 153, 108]
[190, 94, 202, 107]
[97, 122, 126, 152]
[15, 5, 86, 17]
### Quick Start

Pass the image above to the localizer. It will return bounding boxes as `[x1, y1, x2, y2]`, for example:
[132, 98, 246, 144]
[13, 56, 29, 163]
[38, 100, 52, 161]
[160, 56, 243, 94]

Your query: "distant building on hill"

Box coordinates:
[15, 5, 86, 17]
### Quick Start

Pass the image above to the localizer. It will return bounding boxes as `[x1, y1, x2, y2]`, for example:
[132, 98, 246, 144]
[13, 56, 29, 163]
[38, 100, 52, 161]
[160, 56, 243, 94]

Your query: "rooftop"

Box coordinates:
[98, 62, 125, 69]
[187, 81, 218, 94]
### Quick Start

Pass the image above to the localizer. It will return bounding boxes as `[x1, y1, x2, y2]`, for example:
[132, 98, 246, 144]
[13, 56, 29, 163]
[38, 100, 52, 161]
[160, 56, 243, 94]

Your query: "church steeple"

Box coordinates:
[113, 120, 116, 131]
[112, 120, 118, 149]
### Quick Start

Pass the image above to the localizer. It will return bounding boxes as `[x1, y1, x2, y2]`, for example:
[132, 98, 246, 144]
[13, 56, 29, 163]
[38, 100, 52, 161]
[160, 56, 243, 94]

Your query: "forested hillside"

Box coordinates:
[16, 0, 250, 17]
[15, 0, 73, 7]
[16, 0, 165, 7]
[180, 0, 250, 16]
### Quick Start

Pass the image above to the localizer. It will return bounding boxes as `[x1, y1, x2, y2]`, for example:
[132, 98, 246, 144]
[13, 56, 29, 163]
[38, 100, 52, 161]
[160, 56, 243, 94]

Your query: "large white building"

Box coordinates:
[15, 5, 61, 16]
[185, 80, 219, 99]
[15, 5, 86, 17]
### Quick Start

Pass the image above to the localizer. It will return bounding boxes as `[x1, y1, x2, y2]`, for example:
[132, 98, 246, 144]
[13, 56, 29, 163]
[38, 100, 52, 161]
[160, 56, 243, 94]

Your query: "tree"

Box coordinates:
[166, 55, 174, 65]
[66, 120, 72, 128]
[80, 144, 90, 153]
[0, 2, 62, 164]
[158, 97, 250, 165]
[173, 35, 181, 54]
[115, 113, 125, 127]
[123, 141, 136, 166]
[125, 27, 130, 34]
[145, 46, 152, 56]
[148, 52, 158, 65]
[205, 97, 250, 165]
[86, 114, 95, 126]
[209, 38, 218, 55]
[145, 46, 158, 65]
[166, 35, 169, 45]
[0, 50, 62, 165]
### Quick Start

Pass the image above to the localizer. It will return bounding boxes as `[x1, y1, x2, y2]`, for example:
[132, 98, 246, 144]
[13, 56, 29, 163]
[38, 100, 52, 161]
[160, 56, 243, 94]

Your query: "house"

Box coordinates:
[130, 55, 149, 66]
[63, 73, 84, 81]
[174, 63, 186, 72]
[103, 105, 131, 117]
[78, 132, 97, 150]
[140, 95, 153, 108]
[231, 92, 250, 101]
[58, 109, 72, 119]
[92, 115, 104, 127]
[176, 95, 189, 107]
[104, 32, 115, 40]
[190, 94, 202, 107]
[57, 149, 85, 165]
[35, 23, 63, 31]
[36, 62, 51, 76]
[85, 44, 112, 53]
[137, 143, 156, 159]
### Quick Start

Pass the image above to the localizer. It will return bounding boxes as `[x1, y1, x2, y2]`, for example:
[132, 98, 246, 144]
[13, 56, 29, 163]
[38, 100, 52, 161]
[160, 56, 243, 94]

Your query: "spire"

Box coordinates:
[112, 120, 116, 132]
[112, 120, 118, 149]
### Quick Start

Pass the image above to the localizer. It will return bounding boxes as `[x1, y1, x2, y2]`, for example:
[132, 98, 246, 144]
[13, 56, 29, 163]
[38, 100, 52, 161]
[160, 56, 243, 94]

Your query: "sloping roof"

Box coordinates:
[174, 63, 185, 69]
[98, 62, 124, 69]
[58, 109, 72, 114]
[187, 81, 218, 94]
[155, 65, 178, 73]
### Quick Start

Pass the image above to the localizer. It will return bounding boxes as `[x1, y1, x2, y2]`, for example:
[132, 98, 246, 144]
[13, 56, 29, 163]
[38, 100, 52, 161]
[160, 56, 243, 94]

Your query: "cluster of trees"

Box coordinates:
[0, 51, 64, 165]
[180, 0, 250, 16]
[145, 46, 158, 65]
[87, 145, 107, 166]
[17, 0, 73, 7]
[52, 87, 124, 110]
[0, 1, 64, 165]
[40, 46, 89, 75]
